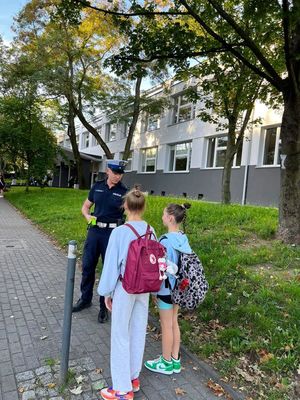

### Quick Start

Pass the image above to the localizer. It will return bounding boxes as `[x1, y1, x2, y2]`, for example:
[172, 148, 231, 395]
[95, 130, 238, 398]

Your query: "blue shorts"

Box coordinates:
[157, 298, 173, 310]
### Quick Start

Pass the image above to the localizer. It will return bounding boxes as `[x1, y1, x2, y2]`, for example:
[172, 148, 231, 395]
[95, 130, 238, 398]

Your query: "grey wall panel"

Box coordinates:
[246, 166, 280, 206]
[123, 168, 245, 203]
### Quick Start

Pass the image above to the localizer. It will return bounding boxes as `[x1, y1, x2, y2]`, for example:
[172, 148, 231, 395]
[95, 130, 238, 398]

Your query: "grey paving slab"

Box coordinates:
[0, 198, 246, 399]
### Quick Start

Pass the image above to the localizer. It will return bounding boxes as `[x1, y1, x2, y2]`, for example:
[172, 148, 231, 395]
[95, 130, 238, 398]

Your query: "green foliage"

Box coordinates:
[0, 95, 57, 182]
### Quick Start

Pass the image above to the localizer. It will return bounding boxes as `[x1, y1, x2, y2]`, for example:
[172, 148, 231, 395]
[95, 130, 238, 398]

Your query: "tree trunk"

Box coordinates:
[278, 90, 300, 244]
[68, 104, 86, 189]
[221, 125, 236, 204]
[123, 76, 142, 160]
[69, 97, 113, 159]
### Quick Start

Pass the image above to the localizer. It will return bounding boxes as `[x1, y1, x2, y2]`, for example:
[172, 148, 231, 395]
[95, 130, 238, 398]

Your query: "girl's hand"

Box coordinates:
[151, 294, 158, 305]
[105, 296, 113, 311]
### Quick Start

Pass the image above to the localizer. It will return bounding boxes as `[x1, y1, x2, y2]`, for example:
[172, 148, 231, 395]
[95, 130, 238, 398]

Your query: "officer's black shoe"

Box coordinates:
[98, 308, 108, 323]
[72, 299, 92, 313]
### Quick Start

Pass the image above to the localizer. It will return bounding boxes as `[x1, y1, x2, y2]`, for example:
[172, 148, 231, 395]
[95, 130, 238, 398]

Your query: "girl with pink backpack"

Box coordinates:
[144, 203, 193, 375]
[97, 186, 156, 400]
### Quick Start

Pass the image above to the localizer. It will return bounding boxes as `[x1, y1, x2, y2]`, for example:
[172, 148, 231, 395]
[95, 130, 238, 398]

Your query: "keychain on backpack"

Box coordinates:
[158, 257, 167, 280]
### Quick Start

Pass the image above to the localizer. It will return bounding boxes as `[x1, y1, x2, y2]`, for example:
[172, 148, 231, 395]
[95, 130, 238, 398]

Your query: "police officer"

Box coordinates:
[72, 160, 128, 323]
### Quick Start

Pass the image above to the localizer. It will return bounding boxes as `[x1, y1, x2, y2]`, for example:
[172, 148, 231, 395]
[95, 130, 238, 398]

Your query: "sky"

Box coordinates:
[0, 0, 28, 42]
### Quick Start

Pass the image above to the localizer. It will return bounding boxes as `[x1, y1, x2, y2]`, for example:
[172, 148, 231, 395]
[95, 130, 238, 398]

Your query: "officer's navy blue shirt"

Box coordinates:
[88, 179, 128, 223]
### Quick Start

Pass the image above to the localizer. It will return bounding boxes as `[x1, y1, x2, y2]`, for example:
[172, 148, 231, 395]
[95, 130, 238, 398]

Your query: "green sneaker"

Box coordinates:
[144, 355, 173, 375]
[172, 356, 181, 373]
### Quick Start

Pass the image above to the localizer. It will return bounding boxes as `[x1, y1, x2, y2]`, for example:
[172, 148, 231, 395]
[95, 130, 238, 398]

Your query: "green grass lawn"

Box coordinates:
[5, 187, 300, 400]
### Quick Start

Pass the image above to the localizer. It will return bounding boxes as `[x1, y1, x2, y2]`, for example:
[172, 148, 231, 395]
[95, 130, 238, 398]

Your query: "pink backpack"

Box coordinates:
[121, 223, 166, 294]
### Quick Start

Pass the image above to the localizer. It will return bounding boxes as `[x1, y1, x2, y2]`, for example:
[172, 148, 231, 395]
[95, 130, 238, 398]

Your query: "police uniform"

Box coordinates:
[73, 160, 128, 322]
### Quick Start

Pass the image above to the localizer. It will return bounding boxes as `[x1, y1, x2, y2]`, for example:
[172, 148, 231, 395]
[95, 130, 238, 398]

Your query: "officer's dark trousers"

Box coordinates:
[81, 226, 112, 308]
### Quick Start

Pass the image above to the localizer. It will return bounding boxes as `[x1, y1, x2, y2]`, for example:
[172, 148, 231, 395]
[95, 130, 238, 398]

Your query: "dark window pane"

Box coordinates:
[277, 139, 282, 165]
[263, 128, 277, 165]
[175, 157, 187, 171]
[216, 150, 226, 167]
[207, 138, 215, 167]
[169, 148, 175, 170]
[218, 136, 228, 147]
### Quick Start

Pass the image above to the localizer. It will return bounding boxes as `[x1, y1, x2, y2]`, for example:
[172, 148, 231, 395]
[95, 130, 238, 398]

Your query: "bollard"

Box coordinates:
[60, 240, 77, 385]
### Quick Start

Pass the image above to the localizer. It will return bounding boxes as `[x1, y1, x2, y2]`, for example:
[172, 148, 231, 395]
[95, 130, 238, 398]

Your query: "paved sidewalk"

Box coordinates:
[0, 198, 245, 400]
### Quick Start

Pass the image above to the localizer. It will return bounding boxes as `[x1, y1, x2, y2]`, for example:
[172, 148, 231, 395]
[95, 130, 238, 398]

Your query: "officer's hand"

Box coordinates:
[105, 296, 112, 312]
[88, 215, 96, 224]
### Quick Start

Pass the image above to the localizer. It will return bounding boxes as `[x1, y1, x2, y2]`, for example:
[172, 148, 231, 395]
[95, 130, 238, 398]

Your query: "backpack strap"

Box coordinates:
[125, 223, 154, 239]
[124, 223, 140, 238]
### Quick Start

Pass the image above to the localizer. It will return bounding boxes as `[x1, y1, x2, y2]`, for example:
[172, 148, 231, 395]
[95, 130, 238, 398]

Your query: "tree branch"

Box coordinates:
[74, 0, 189, 16]
[113, 45, 243, 64]
[178, 0, 283, 91]
[204, 0, 283, 88]
[282, 0, 297, 92]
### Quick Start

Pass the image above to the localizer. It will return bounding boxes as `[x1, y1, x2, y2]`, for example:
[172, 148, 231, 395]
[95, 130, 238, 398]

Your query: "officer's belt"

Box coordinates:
[96, 222, 118, 229]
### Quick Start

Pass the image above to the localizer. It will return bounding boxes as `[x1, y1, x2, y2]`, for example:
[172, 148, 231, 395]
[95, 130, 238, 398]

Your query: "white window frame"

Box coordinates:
[119, 151, 133, 171]
[106, 123, 117, 142]
[261, 126, 281, 166]
[173, 94, 196, 124]
[91, 133, 98, 147]
[82, 133, 89, 149]
[147, 113, 160, 131]
[140, 147, 157, 173]
[168, 142, 192, 172]
[206, 135, 242, 168]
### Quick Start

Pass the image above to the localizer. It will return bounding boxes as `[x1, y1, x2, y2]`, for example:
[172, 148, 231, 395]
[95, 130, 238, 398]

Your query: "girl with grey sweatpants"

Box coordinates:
[98, 186, 155, 400]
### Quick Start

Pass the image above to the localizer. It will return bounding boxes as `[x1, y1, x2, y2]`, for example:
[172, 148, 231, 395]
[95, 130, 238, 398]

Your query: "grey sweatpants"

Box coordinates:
[111, 281, 149, 392]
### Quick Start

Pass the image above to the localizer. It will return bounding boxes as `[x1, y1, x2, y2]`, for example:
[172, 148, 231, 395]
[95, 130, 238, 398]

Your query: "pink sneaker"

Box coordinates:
[100, 387, 134, 400]
[131, 378, 140, 392]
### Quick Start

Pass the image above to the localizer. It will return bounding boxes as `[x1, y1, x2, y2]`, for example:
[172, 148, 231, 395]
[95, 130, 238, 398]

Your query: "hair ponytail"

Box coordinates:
[165, 202, 191, 232]
[124, 184, 146, 212]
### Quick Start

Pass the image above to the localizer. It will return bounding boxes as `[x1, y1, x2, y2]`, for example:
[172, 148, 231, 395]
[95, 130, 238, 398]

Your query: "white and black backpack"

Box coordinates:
[171, 251, 209, 310]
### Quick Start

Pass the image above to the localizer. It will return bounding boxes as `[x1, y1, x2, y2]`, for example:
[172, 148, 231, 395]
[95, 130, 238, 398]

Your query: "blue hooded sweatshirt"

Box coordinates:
[157, 231, 192, 297]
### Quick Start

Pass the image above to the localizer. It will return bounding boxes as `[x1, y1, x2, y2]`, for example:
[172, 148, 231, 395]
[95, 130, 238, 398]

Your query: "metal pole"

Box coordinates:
[60, 240, 77, 384]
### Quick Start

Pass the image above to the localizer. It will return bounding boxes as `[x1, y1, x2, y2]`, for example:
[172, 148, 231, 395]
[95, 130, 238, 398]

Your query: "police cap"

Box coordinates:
[107, 159, 127, 174]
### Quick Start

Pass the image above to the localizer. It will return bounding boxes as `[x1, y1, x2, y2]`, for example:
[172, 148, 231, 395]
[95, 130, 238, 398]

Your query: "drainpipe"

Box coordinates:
[242, 112, 254, 205]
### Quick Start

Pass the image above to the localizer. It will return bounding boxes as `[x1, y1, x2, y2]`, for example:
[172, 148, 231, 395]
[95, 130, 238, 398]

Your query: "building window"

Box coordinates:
[121, 118, 133, 138]
[106, 123, 117, 142]
[91, 133, 98, 147]
[147, 114, 160, 131]
[120, 151, 133, 171]
[173, 94, 196, 124]
[169, 142, 192, 172]
[141, 147, 157, 173]
[206, 136, 243, 168]
[262, 126, 281, 166]
[82, 133, 89, 148]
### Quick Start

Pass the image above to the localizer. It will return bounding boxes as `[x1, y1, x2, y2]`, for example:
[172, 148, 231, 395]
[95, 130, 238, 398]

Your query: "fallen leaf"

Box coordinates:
[18, 388, 24, 393]
[207, 379, 226, 397]
[192, 366, 198, 371]
[235, 367, 254, 382]
[70, 385, 83, 395]
[75, 375, 84, 384]
[258, 350, 274, 364]
[47, 383, 56, 389]
[95, 368, 103, 374]
[175, 387, 186, 396]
